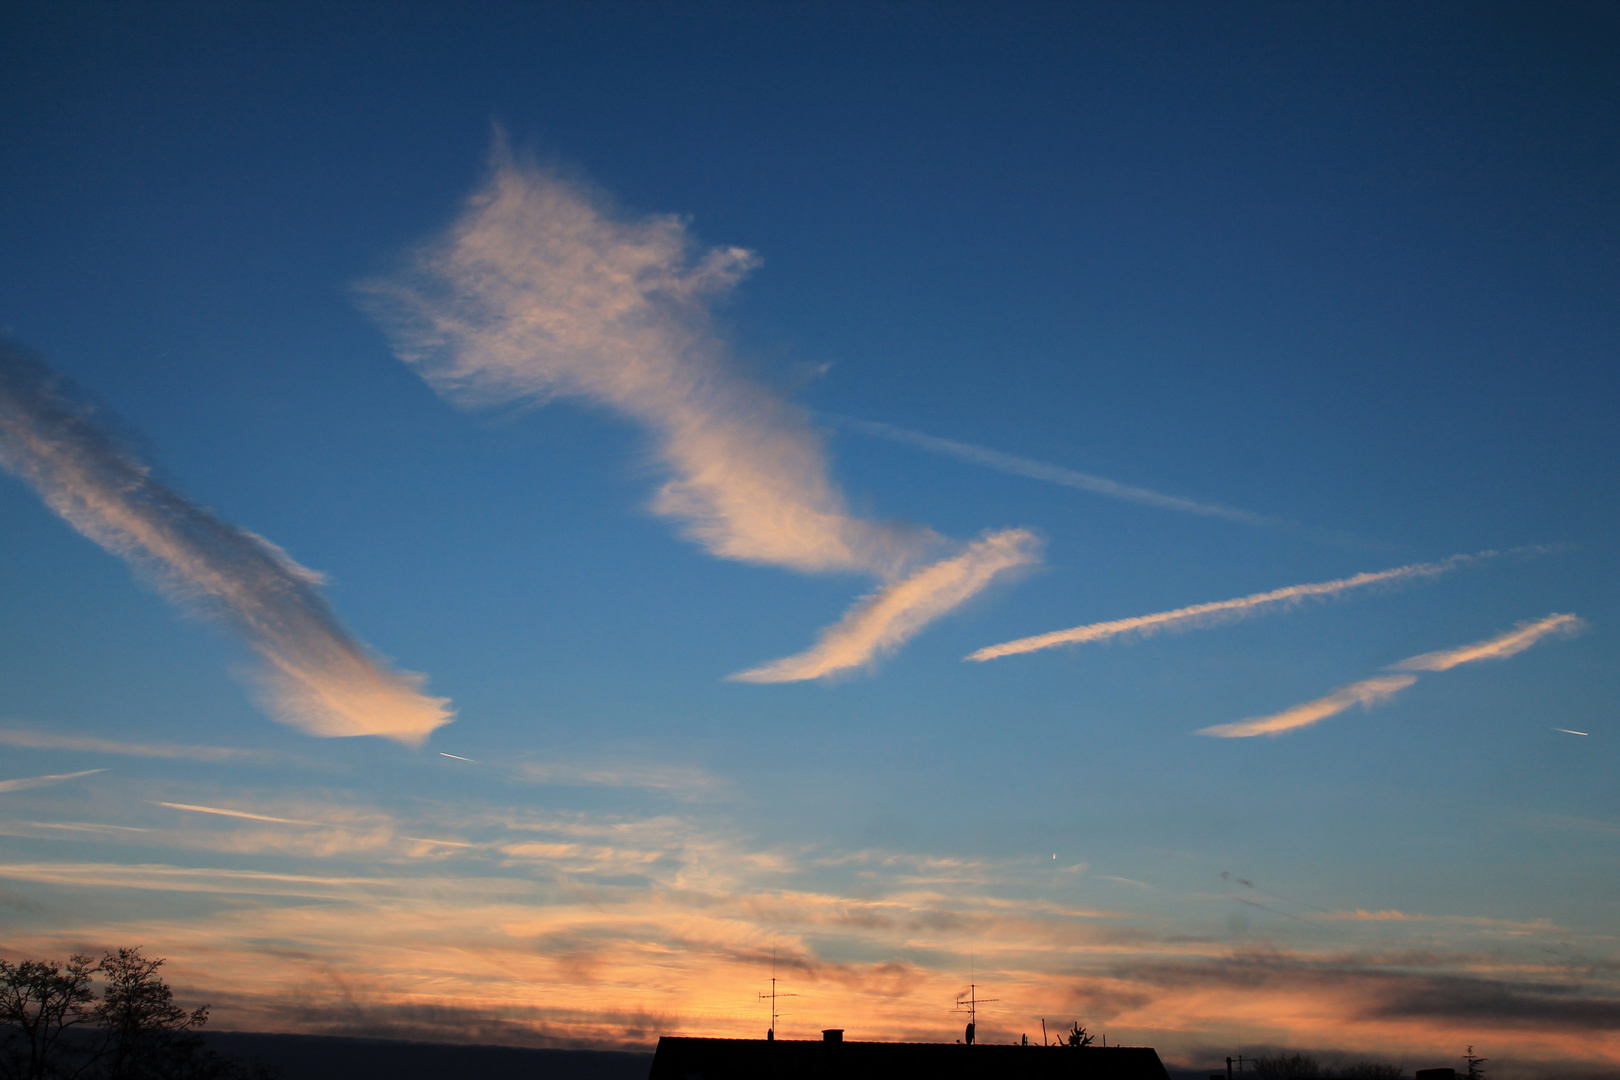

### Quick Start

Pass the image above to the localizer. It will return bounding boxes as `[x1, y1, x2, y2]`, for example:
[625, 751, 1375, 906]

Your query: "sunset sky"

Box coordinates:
[1, 3, 1617, 1077]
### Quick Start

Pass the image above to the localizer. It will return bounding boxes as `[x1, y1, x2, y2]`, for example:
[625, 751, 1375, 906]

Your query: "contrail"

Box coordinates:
[0, 769, 106, 794]
[968, 552, 1496, 662]
[1198, 613, 1584, 738]
[439, 752, 477, 762]
[363, 144, 1038, 681]
[836, 417, 1281, 526]
[154, 801, 318, 826]
[1556, 729, 1589, 736]
[0, 341, 453, 744]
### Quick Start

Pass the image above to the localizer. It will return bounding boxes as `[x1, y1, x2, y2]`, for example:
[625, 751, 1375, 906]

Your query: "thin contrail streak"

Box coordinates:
[836, 417, 1281, 526]
[439, 752, 477, 762]
[968, 552, 1497, 662]
[1556, 729, 1589, 736]
[0, 769, 106, 794]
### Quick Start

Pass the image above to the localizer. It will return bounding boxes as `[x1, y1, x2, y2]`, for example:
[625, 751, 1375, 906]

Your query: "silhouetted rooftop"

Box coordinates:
[649, 1036, 1174, 1080]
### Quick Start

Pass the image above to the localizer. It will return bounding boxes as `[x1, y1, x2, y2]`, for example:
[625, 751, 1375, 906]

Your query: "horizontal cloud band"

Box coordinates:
[0, 342, 452, 744]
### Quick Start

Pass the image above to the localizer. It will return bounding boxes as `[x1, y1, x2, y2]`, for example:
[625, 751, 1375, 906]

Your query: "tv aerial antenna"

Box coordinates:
[759, 948, 797, 1040]
[954, 983, 999, 1044]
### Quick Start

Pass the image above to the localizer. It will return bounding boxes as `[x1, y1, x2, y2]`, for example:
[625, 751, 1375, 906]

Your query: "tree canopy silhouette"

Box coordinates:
[0, 948, 274, 1080]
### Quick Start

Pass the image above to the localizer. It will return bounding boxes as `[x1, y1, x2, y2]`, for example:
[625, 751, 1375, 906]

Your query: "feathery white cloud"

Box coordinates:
[363, 149, 1037, 676]
[0, 342, 453, 745]
[0, 769, 106, 794]
[970, 553, 1493, 662]
[1391, 613, 1584, 672]
[730, 529, 1040, 683]
[1200, 613, 1583, 738]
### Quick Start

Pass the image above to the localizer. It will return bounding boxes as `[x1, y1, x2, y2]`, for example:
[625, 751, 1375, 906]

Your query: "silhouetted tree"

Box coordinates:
[1060, 1022, 1094, 1047]
[1338, 1063, 1402, 1078]
[1462, 1046, 1486, 1080]
[0, 949, 275, 1080]
[92, 949, 210, 1080]
[0, 954, 97, 1080]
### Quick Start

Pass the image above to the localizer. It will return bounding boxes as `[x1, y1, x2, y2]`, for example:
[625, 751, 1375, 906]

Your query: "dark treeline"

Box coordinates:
[1248, 1053, 1404, 1078]
[0, 948, 275, 1080]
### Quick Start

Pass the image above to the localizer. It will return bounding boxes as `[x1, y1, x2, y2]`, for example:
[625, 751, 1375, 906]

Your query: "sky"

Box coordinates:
[0, 2, 1617, 1076]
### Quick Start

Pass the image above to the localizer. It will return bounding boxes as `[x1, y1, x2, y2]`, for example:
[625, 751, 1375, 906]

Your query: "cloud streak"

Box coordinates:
[0, 769, 105, 794]
[363, 148, 1037, 678]
[730, 529, 1041, 682]
[969, 552, 1495, 662]
[1200, 614, 1584, 738]
[1391, 613, 1585, 672]
[0, 727, 272, 763]
[0, 342, 452, 744]
[839, 417, 1279, 526]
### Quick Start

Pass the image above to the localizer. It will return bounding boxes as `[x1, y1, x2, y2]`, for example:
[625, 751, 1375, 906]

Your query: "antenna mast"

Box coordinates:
[758, 949, 797, 1040]
[954, 982, 999, 1045]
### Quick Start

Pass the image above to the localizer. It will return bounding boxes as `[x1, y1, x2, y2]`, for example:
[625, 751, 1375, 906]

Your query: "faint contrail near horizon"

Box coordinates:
[1199, 613, 1584, 738]
[0, 341, 453, 744]
[836, 417, 1281, 526]
[968, 551, 1502, 662]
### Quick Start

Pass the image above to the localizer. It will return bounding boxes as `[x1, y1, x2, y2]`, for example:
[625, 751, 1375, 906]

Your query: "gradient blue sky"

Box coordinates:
[1, 4, 1617, 1076]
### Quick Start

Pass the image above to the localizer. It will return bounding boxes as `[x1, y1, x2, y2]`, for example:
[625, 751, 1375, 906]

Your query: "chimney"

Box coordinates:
[822, 1029, 843, 1044]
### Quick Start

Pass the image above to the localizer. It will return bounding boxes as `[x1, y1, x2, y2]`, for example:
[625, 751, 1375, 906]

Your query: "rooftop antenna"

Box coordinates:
[953, 951, 998, 1047]
[759, 948, 797, 1041]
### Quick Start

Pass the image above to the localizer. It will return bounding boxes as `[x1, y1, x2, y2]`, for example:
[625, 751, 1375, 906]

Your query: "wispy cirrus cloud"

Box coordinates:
[1200, 614, 1584, 738]
[0, 342, 452, 744]
[969, 551, 1498, 662]
[0, 769, 105, 794]
[361, 146, 1037, 680]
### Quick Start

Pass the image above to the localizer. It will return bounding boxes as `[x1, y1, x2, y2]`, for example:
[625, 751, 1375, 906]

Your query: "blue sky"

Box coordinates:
[1, 3, 1617, 1075]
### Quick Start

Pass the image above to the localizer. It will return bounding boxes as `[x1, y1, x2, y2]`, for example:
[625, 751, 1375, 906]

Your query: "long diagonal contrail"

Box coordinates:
[968, 552, 1500, 662]
[836, 417, 1281, 526]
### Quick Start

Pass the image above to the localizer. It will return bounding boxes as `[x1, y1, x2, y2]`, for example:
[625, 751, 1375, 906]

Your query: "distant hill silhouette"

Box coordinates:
[202, 1033, 653, 1080]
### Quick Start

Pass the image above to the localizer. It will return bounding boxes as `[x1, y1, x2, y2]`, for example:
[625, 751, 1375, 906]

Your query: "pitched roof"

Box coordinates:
[649, 1036, 1173, 1079]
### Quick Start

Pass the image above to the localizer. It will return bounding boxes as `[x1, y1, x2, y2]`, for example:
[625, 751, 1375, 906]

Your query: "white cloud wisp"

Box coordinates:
[363, 151, 1038, 679]
[729, 529, 1040, 683]
[1391, 613, 1585, 672]
[969, 553, 1494, 662]
[1200, 613, 1584, 738]
[0, 343, 453, 744]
